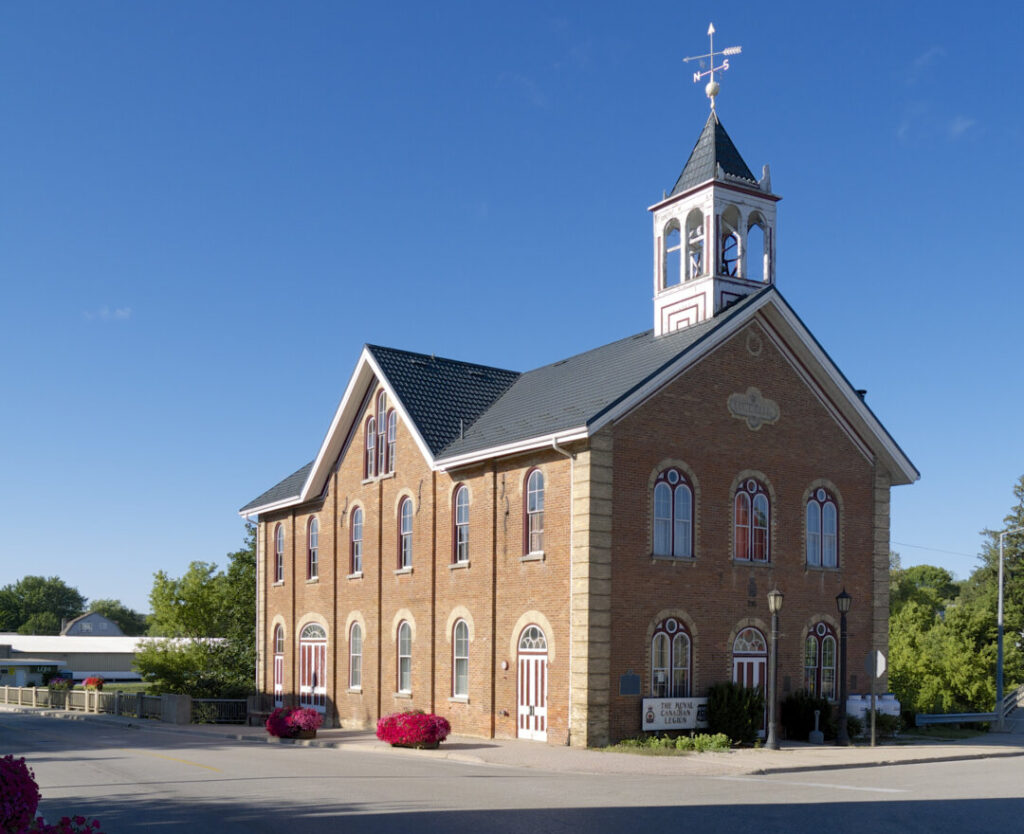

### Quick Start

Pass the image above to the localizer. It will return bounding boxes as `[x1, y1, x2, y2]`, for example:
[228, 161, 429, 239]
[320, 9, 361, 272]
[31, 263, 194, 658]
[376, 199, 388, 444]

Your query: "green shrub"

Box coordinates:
[781, 691, 832, 740]
[707, 681, 764, 745]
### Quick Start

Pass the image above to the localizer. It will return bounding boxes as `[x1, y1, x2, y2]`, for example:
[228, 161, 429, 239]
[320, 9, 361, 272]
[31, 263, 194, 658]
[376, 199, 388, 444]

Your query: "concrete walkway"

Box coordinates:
[5, 704, 1024, 778]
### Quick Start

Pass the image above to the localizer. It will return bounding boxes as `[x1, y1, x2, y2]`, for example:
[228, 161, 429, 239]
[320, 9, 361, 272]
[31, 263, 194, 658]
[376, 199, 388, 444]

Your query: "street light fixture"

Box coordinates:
[765, 588, 784, 750]
[997, 526, 1024, 731]
[836, 589, 852, 745]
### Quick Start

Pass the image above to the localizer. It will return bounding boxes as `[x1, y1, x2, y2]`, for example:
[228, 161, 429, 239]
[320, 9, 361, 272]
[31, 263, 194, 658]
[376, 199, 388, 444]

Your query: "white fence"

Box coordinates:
[1, 686, 246, 725]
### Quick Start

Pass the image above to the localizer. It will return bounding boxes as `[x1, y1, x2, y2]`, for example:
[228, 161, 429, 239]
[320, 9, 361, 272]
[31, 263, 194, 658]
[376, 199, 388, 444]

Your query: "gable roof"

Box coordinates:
[671, 111, 756, 196]
[240, 288, 918, 515]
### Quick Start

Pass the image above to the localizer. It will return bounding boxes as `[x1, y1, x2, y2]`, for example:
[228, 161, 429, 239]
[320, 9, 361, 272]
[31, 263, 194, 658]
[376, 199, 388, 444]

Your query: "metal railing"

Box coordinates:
[915, 683, 1024, 726]
[191, 698, 248, 724]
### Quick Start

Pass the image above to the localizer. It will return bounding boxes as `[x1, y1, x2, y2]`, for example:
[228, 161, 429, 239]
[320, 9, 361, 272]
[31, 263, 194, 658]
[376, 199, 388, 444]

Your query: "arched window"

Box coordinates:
[651, 618, 691, 697]
[747, 213, 767, 282]
[806, 487, 839, 568]
[734, 478, 770, 562]
[454, 485, 470, 563]
[365, 416, 375, 479]
[299, 623, 327, 710]
[386, 410, 397, 474]
[525, 469, 544, 554]
[662, 219, 682, 288]
[273, 625, 284, 706]
[307, 517, 319, 580]
[274, 524, 285, 583]
[399, 497, 413, 568]
[803, 622, 837, 699]
[453, 619, 469, 697]
[349, 622, 363, 689]
[685, 209, 704, 279]
[377, 392, 388, 475]
[720, 206, 742, 276]
[653, 468, 693, 558]
[397, 621, 412, 693]
[350, 507, 363, 574]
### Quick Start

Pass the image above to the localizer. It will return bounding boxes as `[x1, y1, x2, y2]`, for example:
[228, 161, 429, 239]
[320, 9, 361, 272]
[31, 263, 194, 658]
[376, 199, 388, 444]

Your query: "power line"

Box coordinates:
[892, 540, 977, 559]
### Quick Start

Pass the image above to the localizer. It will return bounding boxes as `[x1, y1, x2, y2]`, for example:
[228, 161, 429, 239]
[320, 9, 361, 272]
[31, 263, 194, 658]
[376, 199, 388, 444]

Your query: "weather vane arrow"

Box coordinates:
[683, 23, 741, 110]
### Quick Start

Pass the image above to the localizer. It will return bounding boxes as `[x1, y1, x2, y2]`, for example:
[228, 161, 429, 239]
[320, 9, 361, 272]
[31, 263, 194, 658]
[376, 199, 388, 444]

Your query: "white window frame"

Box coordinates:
[349, 622, 362, 690]
[308, 517, 319, 580]
[274, 524, 284, 583]
[351, 507, 363, 573]
[399, 498, 413, 568]
[454, 485, 469, 563]
[453, 619, 469, 698]
[526, 469, 544, 554]
[397, 621, 412, 693]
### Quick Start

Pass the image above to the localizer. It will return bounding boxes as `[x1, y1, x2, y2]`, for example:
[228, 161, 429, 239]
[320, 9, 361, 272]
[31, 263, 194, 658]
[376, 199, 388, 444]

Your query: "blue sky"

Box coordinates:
[1, 2, 1021, 614]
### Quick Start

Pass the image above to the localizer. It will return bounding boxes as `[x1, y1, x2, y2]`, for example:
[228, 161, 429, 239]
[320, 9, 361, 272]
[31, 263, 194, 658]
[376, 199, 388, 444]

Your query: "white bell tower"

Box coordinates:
[650, 25, 780, 337]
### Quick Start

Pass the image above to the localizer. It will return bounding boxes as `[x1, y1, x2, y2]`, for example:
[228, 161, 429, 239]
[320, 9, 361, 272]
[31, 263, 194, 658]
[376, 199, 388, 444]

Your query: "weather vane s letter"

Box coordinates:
[683, 23, 742, 110]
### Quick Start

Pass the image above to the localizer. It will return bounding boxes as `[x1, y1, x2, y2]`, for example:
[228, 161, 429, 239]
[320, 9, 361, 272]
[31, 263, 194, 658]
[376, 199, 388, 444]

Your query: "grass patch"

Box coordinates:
[76, 682, 152, 694]
[604, 733, 732, 755]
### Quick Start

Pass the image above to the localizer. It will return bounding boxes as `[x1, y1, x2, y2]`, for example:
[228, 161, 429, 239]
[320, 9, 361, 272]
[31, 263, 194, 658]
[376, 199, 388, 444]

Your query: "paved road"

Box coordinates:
[3, 712, 1024, 833]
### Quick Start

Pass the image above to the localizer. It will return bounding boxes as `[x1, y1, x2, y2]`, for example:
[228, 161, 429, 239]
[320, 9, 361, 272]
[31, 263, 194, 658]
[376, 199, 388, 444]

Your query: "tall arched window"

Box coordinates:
[651, 618, 691, 697]
[299, 623, 327, 710]
[453, 619, 469, 697]
[806, 487, 839, 568]
[454, 486, 469, 563]
[377, 392, 388, 475]
[525, 469, 544, 554]
[273, 625, 284, 706]
[653, 468, 693, 558]
[274, 524, 284, 583]
[720, 205, 742, 276]
[350, 507, 363, 574]
[662, 219, 682, 288]
[747, 213, 767, 282]
[386, 410, 397, 474]
[307, 517, 319, 580]
[349, 622, 362, 690]
[803, 622, 837, 699]
[397, 621, 412, 693]
[399, 497, 413, 568]
[734, 478, 770, 562]
[365, 416, 376, 479]
[685, 208, 705, 279]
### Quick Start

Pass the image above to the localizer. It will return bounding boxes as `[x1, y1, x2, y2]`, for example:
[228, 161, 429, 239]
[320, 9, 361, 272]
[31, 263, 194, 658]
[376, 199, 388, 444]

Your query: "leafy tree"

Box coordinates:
[135, 525, 256, 697]
[0, 576, 85, 634]
[88, 599, 149, 636]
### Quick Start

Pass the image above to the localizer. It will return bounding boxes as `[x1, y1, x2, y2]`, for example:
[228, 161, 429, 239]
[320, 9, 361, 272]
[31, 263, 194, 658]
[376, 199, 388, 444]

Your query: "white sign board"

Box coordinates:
[864, 650, 886, 678]
[642, 698, 710, 731]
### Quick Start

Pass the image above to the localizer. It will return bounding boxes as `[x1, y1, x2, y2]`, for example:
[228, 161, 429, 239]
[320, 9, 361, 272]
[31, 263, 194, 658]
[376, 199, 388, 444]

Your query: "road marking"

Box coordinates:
[714, 775, 907, 794]
[120, 749, 221, 773]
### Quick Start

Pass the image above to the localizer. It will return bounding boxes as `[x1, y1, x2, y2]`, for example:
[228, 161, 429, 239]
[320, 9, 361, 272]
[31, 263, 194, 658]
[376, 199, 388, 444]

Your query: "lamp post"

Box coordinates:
[765, 588, 784, 750]
[997, 526, 1024, 732]
[836, 589, 852, 745]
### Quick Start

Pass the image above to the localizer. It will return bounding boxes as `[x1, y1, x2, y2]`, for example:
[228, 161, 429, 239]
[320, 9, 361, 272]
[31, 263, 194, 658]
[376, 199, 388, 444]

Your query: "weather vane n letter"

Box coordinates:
[683, 23, 742, 110]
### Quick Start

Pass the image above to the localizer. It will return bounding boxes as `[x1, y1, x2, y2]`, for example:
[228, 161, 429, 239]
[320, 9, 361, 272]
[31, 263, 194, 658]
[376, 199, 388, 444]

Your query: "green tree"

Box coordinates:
[135, 525, 256, 697]
[0, 576, 85, 634]
[88, 599, 149, 636]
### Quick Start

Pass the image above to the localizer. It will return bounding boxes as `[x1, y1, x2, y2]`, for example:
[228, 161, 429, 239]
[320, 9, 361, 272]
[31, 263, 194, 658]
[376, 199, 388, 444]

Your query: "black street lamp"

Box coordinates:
[765, 588, 784, 750]
[836, 589, 852, 746]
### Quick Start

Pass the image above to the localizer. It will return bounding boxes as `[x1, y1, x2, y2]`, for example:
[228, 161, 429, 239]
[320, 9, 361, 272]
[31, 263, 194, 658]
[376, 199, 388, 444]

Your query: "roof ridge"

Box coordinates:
[366, 343, 520, 377]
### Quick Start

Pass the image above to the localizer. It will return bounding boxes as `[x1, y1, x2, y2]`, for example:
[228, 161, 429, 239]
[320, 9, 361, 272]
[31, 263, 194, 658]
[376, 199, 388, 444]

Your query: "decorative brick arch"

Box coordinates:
[801, 479, 845, 569]
[444, 606, 476, 643]
[646, 459, 702, 558]
[644, 608, 700, 695]
[509, 610, 555, 664]
[728, 470, 777, 564]
[390, 609, 416, 643]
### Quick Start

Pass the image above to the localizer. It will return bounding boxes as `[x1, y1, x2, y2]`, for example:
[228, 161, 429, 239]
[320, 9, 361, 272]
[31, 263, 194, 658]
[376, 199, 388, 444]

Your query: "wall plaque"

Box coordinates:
[728, 387, 779, 430]
[642, 697, 710, 731]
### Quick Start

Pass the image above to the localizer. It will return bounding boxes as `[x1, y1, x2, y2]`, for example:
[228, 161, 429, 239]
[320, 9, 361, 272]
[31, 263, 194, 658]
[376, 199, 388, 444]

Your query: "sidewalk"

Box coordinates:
[5, 704, 1024, 778]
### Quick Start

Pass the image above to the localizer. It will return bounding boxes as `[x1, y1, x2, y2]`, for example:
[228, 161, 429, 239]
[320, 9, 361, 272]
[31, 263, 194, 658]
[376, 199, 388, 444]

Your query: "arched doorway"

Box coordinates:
[273, 625, 285, 707]
[299, 623, 327, 711]
[517, 625, 548, 741]
[732, 626, 767, 734]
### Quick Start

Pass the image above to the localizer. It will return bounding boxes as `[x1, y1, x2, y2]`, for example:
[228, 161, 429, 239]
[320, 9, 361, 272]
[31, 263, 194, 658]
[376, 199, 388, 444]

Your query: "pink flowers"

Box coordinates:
[1, 755, 103, 833]
[265, 707, 324, 738]
[376, 711, 451, 748]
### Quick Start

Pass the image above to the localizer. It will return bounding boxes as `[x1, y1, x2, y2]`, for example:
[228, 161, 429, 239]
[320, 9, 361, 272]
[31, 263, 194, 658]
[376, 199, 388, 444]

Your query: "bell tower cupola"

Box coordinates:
[650, 24, 780, 337]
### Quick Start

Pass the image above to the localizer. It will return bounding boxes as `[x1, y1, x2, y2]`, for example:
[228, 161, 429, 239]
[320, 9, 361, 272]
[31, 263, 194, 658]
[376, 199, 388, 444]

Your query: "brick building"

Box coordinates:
[240, 107, 917, 747]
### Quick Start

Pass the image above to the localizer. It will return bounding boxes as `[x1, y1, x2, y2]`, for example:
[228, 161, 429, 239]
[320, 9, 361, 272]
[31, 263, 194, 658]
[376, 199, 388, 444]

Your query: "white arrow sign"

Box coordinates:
[864, 650, 886, 678]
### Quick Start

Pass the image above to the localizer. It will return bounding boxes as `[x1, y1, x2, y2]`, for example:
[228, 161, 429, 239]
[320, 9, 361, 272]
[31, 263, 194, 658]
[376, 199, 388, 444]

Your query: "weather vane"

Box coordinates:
[683, 23, 741, 110]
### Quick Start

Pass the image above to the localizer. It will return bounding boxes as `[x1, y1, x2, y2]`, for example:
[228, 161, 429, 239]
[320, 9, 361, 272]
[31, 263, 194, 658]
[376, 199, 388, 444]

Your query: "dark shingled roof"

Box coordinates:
[240, 461, 313, 513]
[439, 290, 767, 459]
[367, 345, 520, 456]
[670, 111, 756, 196]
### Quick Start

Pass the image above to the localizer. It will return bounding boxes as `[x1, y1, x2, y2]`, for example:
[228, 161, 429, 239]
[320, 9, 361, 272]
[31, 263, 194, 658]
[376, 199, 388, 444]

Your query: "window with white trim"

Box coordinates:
[734, 478, 770, 562]
[653, 468, 693, 558]
[273, 624, 284, 706]
[365, 417, 375, 478]
[397, 621, 412, 693]
[662, 219, 681, 288]
[299, 623, 327, 710]
[274, 524, 284, 583]
[806, 487, 838, 568]
[651, 617, 691, 697]
[349, 622, 362, 689]
[526, 469, 544, 554]
[351, 507, 363, 574]
[453, 619, 469, 697]
[454, 485, 469, 563]
[399, 497, 413, 568]
[386, 409, 397, 474]
[307, 517, 319, 580]
[804, 622, 837, 699]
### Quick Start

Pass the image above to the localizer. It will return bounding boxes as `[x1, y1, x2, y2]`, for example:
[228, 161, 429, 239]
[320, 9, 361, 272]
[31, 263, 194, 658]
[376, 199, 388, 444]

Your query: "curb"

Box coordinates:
[749, 748, 1024, 776]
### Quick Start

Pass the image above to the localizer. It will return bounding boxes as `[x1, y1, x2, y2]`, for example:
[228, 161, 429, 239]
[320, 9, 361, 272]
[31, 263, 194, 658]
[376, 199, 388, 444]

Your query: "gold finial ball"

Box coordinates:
[705, 80, 720, 99]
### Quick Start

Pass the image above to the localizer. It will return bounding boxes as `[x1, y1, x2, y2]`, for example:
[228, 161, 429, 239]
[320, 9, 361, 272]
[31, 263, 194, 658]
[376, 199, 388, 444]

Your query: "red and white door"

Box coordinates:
[299, 623, 328, 711]
[732, 627, 767, 734]
[517, 625, 548, 741]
